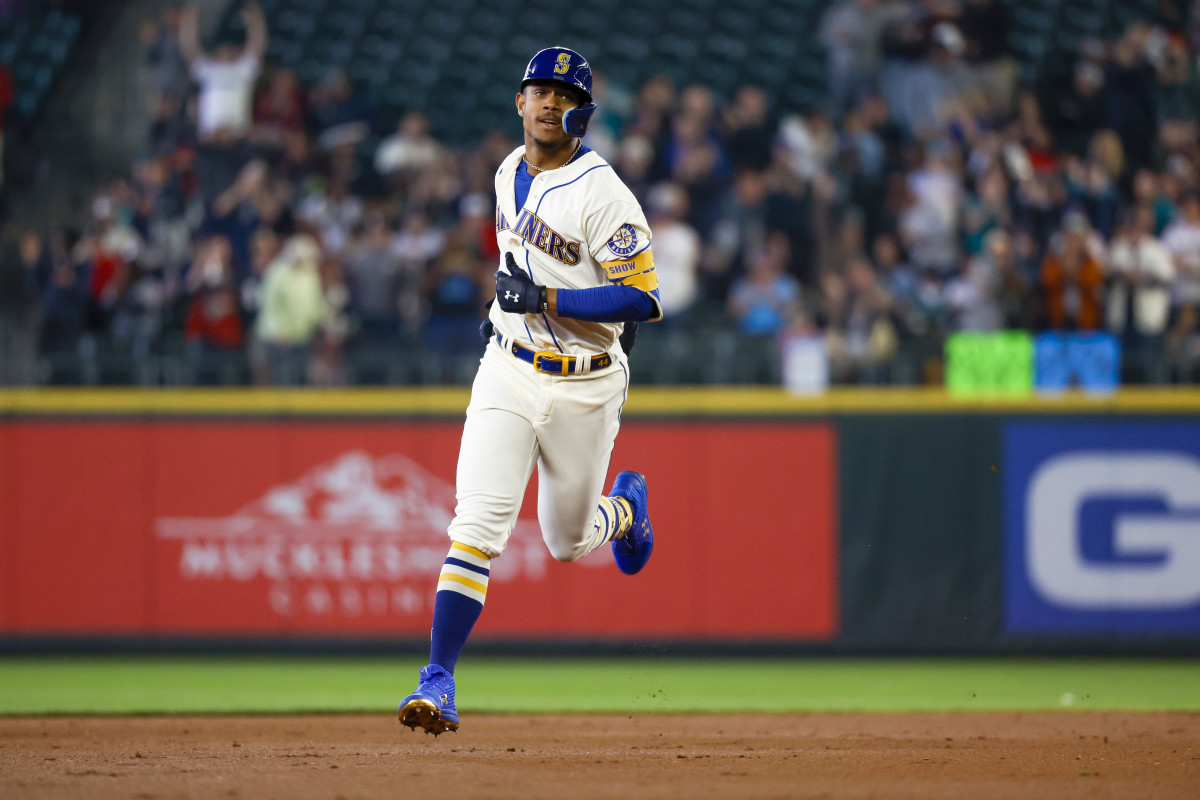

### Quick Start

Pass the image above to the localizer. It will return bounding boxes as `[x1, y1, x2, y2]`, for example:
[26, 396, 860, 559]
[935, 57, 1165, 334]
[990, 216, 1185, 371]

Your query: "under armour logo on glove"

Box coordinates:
[496, 253, 547, 315]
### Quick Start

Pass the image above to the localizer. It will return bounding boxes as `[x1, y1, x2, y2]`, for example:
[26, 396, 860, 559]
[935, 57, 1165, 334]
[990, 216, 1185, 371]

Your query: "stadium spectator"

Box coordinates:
[776, 108, 837, 182]
[819, 0, 894, 117]
[184, 234, 244, 353]
[961, 166, 1011, 255]
[1163, 191, 1200, 356]
[727, 234, 802, 337]
[723, 85, 775, 172]
[35, 227, 88, 356]
[251, 67, 307, 150]
[297, 175, 362, 257]
[374, 111, 442, 187]
[1, 230, 47, 380]
[139, 2, 189, 118]
[870, 233, 916, 312]
[306, 68, 371, 152]
[207, 159, 273, 278]
[390, 211, 445, 297]
[422, 223, 485, 368]
[957, 0, 1015, 113]
[705, 169, 771, 302]
[180, 1, 267, 202]
[1164, 191, 1200, 293]
[664, 88, 729, 232]
[822, 255, 898, 383]
[900, 140, 960, 274]
[1156, 32, 1200, 165]
[1039, 213, 1105, 331]
[241, 226, 280, 384]
[947, 228, 1026, 332]
[1049, 61, 1107, 159]
[1131, 168, 1176, 235]
[1106, 205, 1175, 382]
[255, 233, 327, 384]
[109, 258, 166, 361]
[344, 212, 405, 342]
[645, 182, 702, 322]
[179, 1, 266, 145]
[311, 254, 350, 386]
[1103, 24, 1159, 173]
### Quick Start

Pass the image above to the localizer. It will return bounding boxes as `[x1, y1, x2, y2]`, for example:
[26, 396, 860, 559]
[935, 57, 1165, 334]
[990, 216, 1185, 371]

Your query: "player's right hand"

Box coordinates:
[496, 252, 547, 315]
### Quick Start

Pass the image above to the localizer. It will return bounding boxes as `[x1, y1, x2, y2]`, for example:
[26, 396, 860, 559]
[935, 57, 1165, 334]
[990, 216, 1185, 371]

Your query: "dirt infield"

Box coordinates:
[1, 712, 1197, 799]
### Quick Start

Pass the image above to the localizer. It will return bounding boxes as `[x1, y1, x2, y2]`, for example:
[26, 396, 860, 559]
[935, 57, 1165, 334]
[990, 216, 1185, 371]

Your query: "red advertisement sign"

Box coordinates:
[2, 420, 837, 640]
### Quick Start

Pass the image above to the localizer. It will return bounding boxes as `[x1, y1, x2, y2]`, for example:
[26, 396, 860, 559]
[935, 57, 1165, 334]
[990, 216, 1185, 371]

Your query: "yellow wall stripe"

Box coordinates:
[3, 387, 1200, 416]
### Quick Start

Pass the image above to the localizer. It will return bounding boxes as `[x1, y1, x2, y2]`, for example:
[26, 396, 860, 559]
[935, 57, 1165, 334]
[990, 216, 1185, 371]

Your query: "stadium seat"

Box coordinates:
[0, 6, 81, 121]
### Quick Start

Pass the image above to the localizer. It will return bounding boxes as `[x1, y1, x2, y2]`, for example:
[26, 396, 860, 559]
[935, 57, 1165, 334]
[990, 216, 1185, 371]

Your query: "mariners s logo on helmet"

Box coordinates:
[607, 224, 639, 257]
[554, 53, 571, 74]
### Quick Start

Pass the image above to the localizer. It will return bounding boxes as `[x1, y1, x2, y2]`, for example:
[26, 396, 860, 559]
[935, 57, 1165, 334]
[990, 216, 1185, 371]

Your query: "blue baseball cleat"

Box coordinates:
[398, 664, 459, 735]
[609, 470, 654, 575]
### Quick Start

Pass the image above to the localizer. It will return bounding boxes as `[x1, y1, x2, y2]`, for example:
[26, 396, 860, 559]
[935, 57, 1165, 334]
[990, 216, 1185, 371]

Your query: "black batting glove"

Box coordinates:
[479, 299, 495, 344]
[496, 252, 546, 315]
[618, 320, 639, 356]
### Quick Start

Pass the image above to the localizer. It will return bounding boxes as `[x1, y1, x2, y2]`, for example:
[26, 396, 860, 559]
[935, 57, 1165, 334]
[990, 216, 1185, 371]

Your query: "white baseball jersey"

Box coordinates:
[444, 144, 660, 561]
[490, 146, 662, 355]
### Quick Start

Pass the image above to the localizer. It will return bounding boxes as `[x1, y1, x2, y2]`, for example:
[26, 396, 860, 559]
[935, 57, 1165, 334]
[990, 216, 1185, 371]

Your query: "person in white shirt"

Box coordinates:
[374, 111, 443, 182]
[1107, 205, 1175, 382]
[1162, 192, 1200, 310]
[179, 1, 267, 144]
[645, 182, 701, 321]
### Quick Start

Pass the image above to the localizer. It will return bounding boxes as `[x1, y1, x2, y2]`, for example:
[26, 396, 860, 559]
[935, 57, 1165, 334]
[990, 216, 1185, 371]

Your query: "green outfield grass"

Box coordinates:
[0, 657, 1197, 715]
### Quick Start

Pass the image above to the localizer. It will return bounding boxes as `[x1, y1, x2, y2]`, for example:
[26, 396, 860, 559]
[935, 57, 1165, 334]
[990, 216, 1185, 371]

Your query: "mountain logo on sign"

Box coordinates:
[154, 451, 547, 618]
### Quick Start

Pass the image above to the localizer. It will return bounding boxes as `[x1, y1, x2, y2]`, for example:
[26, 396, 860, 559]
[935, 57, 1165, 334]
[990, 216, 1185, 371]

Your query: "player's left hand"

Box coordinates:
[496, 253, 547, 315]
[618, 320, 639, 356]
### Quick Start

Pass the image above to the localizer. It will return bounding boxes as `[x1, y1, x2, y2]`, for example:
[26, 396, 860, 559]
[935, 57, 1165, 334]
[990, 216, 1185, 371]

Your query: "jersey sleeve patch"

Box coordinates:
[606, 224, 639, 257]
[601, 248, 658, 293]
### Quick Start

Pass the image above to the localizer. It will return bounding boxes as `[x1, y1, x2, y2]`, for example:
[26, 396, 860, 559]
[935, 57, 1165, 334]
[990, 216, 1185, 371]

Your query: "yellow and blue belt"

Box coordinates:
[495, 333, 614, 375]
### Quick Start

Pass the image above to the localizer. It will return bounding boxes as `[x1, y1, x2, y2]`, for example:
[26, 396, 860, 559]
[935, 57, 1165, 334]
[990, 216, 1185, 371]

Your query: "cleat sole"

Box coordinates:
[399, 698, 459, 735]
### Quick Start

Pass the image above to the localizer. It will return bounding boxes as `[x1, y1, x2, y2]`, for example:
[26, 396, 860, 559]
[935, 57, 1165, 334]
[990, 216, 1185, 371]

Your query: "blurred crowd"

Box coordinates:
[7, 0, 1200, 386]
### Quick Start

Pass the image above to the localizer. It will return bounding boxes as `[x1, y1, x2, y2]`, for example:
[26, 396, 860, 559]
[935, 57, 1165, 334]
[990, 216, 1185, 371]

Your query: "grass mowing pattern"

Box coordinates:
[1, 657, 1197, 715]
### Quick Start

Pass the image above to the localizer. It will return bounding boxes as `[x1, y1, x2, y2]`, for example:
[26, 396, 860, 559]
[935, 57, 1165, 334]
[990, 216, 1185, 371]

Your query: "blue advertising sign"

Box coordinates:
[1033, 332, 1120, 393]
[1004, 422, 1200, 634]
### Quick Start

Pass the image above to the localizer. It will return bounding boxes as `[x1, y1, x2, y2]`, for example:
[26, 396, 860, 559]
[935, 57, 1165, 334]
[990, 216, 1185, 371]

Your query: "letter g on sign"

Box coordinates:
[1026, 452, 1200, 610]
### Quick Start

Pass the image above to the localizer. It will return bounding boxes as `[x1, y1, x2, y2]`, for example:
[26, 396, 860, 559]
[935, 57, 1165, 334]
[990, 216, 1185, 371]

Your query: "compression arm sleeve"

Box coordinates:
[555, 284, 658, 322]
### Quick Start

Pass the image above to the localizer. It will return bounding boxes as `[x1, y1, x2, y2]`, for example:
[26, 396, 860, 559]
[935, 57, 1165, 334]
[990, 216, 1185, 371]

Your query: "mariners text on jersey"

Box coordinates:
[496, 207, 582, 265]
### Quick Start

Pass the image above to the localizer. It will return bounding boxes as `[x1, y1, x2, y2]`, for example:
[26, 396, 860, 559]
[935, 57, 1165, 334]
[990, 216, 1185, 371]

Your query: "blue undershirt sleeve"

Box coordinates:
[555, 284, 657, 322]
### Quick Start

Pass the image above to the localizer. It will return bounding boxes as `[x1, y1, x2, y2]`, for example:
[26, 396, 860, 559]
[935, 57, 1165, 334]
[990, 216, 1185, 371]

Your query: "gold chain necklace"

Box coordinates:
[523, 140, 582, 173]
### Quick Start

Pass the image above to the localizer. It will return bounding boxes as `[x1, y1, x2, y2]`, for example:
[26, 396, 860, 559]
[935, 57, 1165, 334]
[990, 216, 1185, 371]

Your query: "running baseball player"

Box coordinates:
[399, 46, 660, 736]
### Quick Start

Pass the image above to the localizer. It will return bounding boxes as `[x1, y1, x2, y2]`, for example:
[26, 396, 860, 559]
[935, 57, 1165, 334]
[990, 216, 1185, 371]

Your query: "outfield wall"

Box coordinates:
[3, 388, 1199, 653]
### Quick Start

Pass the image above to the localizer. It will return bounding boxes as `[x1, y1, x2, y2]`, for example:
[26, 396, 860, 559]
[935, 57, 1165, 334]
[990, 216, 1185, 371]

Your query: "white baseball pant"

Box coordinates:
[447, 339, 629, 561]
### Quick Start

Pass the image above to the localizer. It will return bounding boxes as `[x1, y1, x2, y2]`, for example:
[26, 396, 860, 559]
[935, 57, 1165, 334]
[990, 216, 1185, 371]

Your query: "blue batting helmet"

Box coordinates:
[520, 46, 597, 137]
[521, 46, 592, 102]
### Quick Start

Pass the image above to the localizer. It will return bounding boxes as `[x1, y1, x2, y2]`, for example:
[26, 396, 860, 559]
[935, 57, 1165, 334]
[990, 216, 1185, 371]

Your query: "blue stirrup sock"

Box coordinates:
[428, 542, 491, 675]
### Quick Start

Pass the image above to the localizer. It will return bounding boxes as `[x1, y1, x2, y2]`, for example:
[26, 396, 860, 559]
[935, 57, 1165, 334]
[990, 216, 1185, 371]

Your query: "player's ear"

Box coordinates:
[515, 92, 524, 117]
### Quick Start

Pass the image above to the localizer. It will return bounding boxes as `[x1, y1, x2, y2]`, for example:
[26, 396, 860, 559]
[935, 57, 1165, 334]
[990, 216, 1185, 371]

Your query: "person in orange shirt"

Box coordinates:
[1039, 214, 1105, 330]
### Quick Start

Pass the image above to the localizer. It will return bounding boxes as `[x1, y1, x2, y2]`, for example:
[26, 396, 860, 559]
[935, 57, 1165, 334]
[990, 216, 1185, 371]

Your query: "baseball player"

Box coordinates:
[399, 46, 660, 736]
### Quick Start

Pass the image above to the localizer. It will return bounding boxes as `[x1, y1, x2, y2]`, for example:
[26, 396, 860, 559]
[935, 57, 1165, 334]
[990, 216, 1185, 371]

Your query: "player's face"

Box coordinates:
[516, 82, 580, 148]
